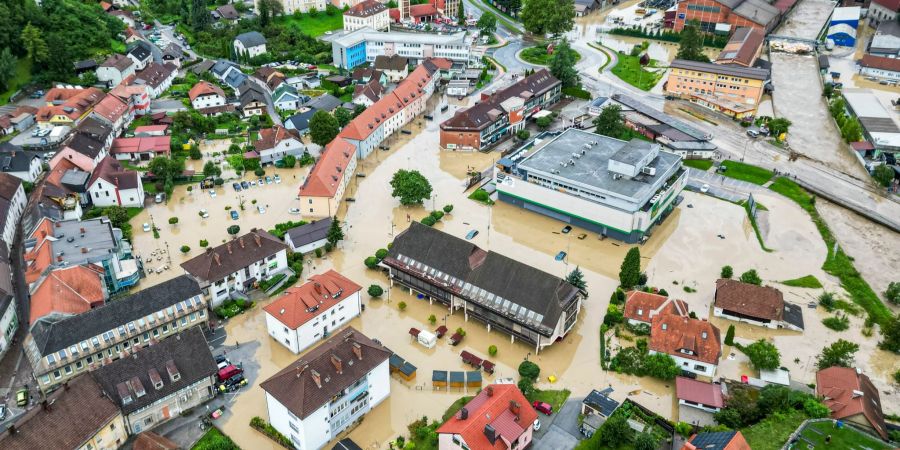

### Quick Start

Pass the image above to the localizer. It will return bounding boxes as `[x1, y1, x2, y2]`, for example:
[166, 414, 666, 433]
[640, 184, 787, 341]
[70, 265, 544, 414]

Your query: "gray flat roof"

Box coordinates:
[326, 27, 468, 47]
[612, 94, 711, 141]
[611, 139, 656, 166]
[51, 217, 119, 266]
[517, 129, 681, 201]
[668, 59, 770, 80]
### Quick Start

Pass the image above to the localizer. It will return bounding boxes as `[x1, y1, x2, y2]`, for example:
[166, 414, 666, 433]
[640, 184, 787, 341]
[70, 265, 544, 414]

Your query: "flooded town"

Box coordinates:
[0, 0, 898, 449]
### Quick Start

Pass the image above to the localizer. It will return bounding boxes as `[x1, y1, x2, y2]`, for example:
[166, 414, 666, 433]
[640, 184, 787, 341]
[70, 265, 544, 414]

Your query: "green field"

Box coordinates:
[0, 59, 32, 105]
[611, 52, 662, 91]
[720, 160, 774, 185]
[682, 159, 714, 170]
[527, 388, 570, 413]
[781, 275, 823, 289]
[192, 427, 240, 450]
[278, 13, 343, 37]
[797, 421, 892, 449]
[519, 45, 581, 66]
[742, 409, 807, 450]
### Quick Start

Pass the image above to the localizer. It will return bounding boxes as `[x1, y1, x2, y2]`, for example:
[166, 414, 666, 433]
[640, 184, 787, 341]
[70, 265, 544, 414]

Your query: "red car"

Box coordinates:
[532, 401, 552, 415]
[217, 364, 243, 382]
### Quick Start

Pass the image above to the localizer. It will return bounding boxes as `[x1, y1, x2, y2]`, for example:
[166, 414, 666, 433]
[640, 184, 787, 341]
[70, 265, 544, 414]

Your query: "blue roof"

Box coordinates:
[689, 431, 739, 450]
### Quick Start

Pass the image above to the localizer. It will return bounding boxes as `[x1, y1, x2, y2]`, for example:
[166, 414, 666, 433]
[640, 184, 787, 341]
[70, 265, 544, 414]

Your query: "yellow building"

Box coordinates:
[665, 59, 769, 118]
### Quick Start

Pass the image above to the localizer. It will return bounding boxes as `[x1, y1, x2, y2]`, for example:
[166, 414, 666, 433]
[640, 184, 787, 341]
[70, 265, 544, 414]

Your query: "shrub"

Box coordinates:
[518, 360, 540, 380]
[740, 269, 762, 285]
[818, 291, 836, 310]
[803, 398, 831, 418]
[488, 345, 498, 356]
[443, 204, 454, 213]
[200, 239, 208, 247]
[368, 284, 384, 297]
[428, 314, 437, 324]
[375, 248, 389, 260]
[430, 210, 444, 221]
[254, 168, 265, 177]
[214, 177, 224, 186]
[470, 189, 490, 202]
[227, 225, 240, 235]
[398, 301, 407, 311]
[455, 327, 466, 337]
[169, 217, 178, 225]
[421, 216, 437, 226]
[314, 248, 323, 258]
[364, 256, 379, 269]
[822, 315, 850, 331]
[674, 422, 693, 438]
[658, 288, 669, 296]
[180, 245, 190, 253]
[725, 325, 735, 346]
[721, 265, 733, 279]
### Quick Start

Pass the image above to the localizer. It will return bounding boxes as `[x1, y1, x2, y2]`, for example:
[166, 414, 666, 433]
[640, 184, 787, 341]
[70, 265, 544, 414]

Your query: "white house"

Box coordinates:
[676, 376, 724, 414]
[253, 126, 306, 165]
[649, 314, 721, 377]
[263, 270, 362, 354]
[0, 173, 26, 251]
[130, 62, 178, 99]
[284, 218, 332, 254]
[234, 32, 268, 60]
[273, 84, 302, 111]
[127, 41, 154, 71]
[260, 327, 391, 450]
[180, 230, 290, 306]
[0, 294, 17, 363]
[189, 81, 228, 111]
[87, 156, 145, 208]
[97, 54, 136, 88]
[343, 0, 390, 32]
[278, 0, 327, 14]
[0, 146, 43, 183]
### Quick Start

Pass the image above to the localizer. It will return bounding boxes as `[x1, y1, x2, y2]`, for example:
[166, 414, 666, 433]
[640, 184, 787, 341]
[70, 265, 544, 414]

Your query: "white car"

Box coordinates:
[700, 184, 710, 193]
[209, 189, 217, 198]
[257, 205, 266, 214]
[274, 175, 281, 183]
[200, 209, 209, 218]
[289, 208, 300, 215]
[533, 419, 541, 431]
[143, 223, 151, 232]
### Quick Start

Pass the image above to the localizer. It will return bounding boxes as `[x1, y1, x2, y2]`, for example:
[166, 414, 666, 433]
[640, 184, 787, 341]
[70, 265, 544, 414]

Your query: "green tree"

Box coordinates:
[191, 0, 211, 30]
[675, 21, 708, 62]
[619, 247, 641, 288]
[517, 360, 540, 380]
[873, 164, 895, 187]
[334, 107, 352, 127]
[593, 104, 627, 139]
[724, 324, 735, 346]
[227, 225, 240, 235]
[740, 269, 762, 285]
[364, 256, 378, 269]
[0, 48, 15, 91]
[720, 265, 733, 278]
[536, 115, 552, 130]
[816, 339, 860, 370]
[488, 345, 498, 356]
[326, 216, 344, 246]
[767, 117, 792, 137]
[103, 206, 131, 229]
[168, 217, 179, 225]
[644, 352, 680, 380]
[457, 2, 466, 25]
[516, 129, 531, 140]
[885, 282, 900, 305]
[598, 413, 632, 448]
[353, 103, 366, 118]
[367, 284, 384, 297]
[878, 315, 900, 353]
[258, 0, 271, 28]
[389, 169, 432, 205]
[521, 0, 575, 36]
[634, 432, 658, 450]
[744, 339, 781, 370]
[203, 161, 222, 178]
[282, 154, 296, 168]
[190, 145, 202, 160]
[309, 110, 340, 146]
[566, 266, 587, 292]
[549, 39, 578, 87]
[477, 12, 497, 35]
[840, 119, 862, 143]
[21, 23, 49, 64]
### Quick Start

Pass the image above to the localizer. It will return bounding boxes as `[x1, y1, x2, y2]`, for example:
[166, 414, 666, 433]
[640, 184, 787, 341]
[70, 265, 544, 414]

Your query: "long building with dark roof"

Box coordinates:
[383, 222, 583, 351]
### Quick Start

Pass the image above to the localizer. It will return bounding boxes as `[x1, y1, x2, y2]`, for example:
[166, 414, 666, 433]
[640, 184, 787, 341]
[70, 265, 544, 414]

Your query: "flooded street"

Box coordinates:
[774, 0, 835, 40]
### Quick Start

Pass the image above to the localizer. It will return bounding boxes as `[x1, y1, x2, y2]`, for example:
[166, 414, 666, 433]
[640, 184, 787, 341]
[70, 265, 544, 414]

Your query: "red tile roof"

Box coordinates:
[298, 137, 356, 197]
[92, 94, 130, 124]
[816, 367, 887, 439]
[188, 81, 226, 102]
[263, 270, 362, 329]
[437, 384, 537, 450]
[714, 279, 784, 321]
[682, 431, 750, 450]
[253, 125, 300, 152]
[30, 265, 106, 323]
[675, 376, 724, 408]
[873, 0, 900, 12]
[649, 315, 721, 365]
[88, 156, 141, 190]
[410, 3, 438, 16]
[345, 0, 388, 17]
[134, 124, 169, 134]
[111, 136, 171, 155]
[623, 291, 689, 323]
[850, 141, 875, 151]
[37, 87, 105, 122]
[24, 218, 55, 284]
[389, 7, 400, 21]
[860, 54, 900, 73]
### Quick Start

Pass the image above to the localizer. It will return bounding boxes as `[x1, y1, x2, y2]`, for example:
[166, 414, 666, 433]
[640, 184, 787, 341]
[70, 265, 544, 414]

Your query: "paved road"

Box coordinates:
[532, 398, 583, 449]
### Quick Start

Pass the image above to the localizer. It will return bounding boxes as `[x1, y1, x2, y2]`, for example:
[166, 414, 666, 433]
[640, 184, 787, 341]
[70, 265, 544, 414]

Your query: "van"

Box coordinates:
[217, 364, 243, 382]
[417, 330, 437, 348]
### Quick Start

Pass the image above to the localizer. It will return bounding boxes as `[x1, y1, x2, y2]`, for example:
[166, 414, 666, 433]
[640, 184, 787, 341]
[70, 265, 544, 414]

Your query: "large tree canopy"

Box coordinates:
[521, 0, 574, 36]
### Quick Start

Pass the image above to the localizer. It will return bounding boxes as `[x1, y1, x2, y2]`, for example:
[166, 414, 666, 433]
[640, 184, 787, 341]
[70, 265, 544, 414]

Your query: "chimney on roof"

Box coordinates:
[57, 255, 63, 262]
[226, 243, 232, 254]
[81, 248, 87, 253]
[239, 237, 245, 248]
[352, 342, 362, 360]
[486, 385, 493, 397]
[311, 369, 322, 388]
[509, 400, 520, 417]
[213, 253, 221, 266]
[459, 407, 468, 420]
[484, 424, 497, 445]
[254, 233, 261, 247]
[331, 354, 343, 374]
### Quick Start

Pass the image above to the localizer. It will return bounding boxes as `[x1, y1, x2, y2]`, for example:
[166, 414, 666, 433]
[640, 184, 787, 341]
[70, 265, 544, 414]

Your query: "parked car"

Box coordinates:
[561, 225, 572, 234]
[746, 129, 760, 138]
[230, 210, 239, 220]
[241, 181, 250, 189]
[700, 184, 710, 193]
[143, 223, 151, 232]
[289, 208, 301, 215]
[232, 182, 242, 191]
[555, 251, 567, 261]
[217, 364, 243, 382]
[274, 175, 281, 183]
[209, 189, 217, 198]
[532, 401, 552, 415]
[0, 404, 7, 420]
[533, 418, 541, 431]
[257, 205, 266, 214]
[265, 176, 272, 184]
[257, 178, 264, 186]
[466, 230, 479, 240]
[16, 389, 28, 407]
[155, 193, 164, 203]
[200, 209, 210, 218]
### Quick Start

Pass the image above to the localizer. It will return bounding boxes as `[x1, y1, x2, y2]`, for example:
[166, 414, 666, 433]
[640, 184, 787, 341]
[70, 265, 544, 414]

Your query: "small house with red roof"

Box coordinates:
[623, 291, 689, 326]
[649, 315, 721, 377]
[86, 156, 145, 208]
[437, 384, 538, 450]
[90, 93, 133, 136]
[676, 376, 724, 415]
[816, 366, 888, 440]
[111, 135, 172, 163]
[253, 125, 306, 165]
[189, 81, 229, 116]
[263, 270, 362, 354]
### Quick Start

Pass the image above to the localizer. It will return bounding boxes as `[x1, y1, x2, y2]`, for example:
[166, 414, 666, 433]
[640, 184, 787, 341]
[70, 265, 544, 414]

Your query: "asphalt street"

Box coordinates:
[532, 398, 583, 450]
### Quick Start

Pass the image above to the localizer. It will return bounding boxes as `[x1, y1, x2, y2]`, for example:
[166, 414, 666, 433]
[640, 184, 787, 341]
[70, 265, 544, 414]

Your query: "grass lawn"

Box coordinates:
[519, 45, 581, 66]
[742, 409, 807, 450]
[442, 395, 474, 422]
[720, 160, 774, 185]
[192, 427, 241, 450]
[527, 388, 571, 413]
[800, 420, 892, 449]
[781, 275, 823, 289]
[682, 159, 714, 171]
[0, 59, 32, 105]
[277, 13, 343, 37]
[740, 200, 772, 252]
[611, 52, 662, 91]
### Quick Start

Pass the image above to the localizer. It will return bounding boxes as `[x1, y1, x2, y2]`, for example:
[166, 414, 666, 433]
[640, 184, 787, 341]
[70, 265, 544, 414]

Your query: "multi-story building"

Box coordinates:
[189, 81, 229, 115]
[665, 59, 769, 118]
[713, 279, 805, 331]
[127, 41, 153, 71]
[648, 314, 721, 377]
[327, 27, 472, 69]
[437, 384, 537, 450]
[36, 86, 106, 129]
[868, 20, 900, 58]
[0, 248, 17, 363]
[343, 0, 390, 31]
[87, 156, 145, 208]
[24, 275, 207, 392]
[868, 0, 899, 28]
[96, 54, 136, 88]
[29, 265, 107, 324]
[261, 327, 391, 450]
[0, 374, 128, 450]
[0, 172, 26, 251]
[279, 0, 327, 14]
[253, 126, 307, 165]
[239, 81, 269, 117]
[440, 70, 561, 151]
[129, 62, 178, 99]
[234, 32, 268, 59]
[180, 230, 290, 306]
[91, 93, 134, 137]
[264, 270, 363, 354]
[495, 129, 686, 243]
[671, 0, 781, 34]
[93, 327, 218, 434]
[859, 54, 900, 81]
[0, 146, 42, 183]
[714, 27, 764, 67]
[373, 55, 409, 82]
[383, 222, 584, 352]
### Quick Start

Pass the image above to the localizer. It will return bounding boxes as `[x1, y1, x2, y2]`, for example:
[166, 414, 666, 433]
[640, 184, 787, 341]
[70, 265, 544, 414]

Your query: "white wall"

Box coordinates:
[713, 307, 778, 329]
[0, 300, 18, 361]
[287, 236, 328, 254]
[266, 291, 362, 355]
[367, 358, 390, 408]
[209, 249, 289, 306]
[1, 185, 25, 251]
[192, 94, 226, 109]
[655, 350, 717, 377]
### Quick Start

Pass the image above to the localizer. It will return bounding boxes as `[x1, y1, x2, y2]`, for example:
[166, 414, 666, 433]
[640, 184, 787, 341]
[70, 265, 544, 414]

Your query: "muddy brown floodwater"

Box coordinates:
[129, 100, 898, 449]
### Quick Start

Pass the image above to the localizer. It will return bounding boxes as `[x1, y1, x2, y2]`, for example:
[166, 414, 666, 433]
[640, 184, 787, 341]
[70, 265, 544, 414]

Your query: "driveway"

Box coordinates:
[532, 398, 583, 449]
[687, 167, 764, 203]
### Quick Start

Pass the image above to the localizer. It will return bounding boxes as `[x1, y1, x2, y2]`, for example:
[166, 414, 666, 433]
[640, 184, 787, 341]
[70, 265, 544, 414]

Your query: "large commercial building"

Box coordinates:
[383, 222, 583, 352]
[495, 129, 686, 243]
[665, 59, 769, 118]
[325, 27, 472, 69]
[440, 70, 562, 151]
[671, 0, 781, 34]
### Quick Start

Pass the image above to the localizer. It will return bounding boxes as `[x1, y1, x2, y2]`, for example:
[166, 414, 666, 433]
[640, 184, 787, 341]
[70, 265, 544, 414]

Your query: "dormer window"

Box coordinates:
[637, 308, 643, 316]
[701, 331, 708, 339]
[661, 323, 668, 331]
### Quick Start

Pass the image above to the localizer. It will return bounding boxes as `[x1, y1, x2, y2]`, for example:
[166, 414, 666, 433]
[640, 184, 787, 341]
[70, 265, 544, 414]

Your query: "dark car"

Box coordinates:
[240, 181, 250, 189]
[561, 225, 572, 234]
[232, 182, 242, 191]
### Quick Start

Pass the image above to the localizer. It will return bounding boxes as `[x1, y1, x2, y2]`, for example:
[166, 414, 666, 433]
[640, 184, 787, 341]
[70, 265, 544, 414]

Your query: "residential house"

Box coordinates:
[134, 124, 168, 136]
[868, 0, 899, 28]
[24, 275, 207, 392]
[210, 60, 248, 91]
[279, 0, 327, 14]
[162, 43, 184, 68]
[74, 58, 99, 75]
[351, 67, 386, 85]
[130, 63, 178, 99]
[676, 377, 724, 426]
[816, 366, 888, 440]
[93, 326, 218, 434]
[29, 265, 107, 324]
[255, 67, 287, 92]
[868, 20, 900, 58]
[212, 3, 240, 21]
[284, 218, 332, 253]
[273, 84, 303, 111]
[263, 270, 362, 354]
[582, 389, 620, 418]
[680, 431, 750, 450]
[665, 59, 769, 118]
[261, 327, 391, 450]
[26, 177, 84, 227]
[352, 78, 384, 107]
[713, 279, 805, 331]
[0, 106, 37, 134]
[715, 27, 764, 67]
[344, 0, 390, 31]
[649, 315, 721, 377]
[0, 249, 17, 363]
[859, 54, 900, 80]
[436, 384, 538, 450]
[384, 222, 583, 352]
[97, 54, 136, 88]
[440, 69, 562, 151]
[0, 374, 128, 450]
[127, 41, 154, 71]
[285, 108, 318, 135]
[373, 55, 409, 82]
[234, 32, 268, 60]
[109, 9, 137, 27]
[0, 173, 26, 251]
[87, 156, 145, 208]
[623, 291, 689, 326]
[573, 0, 600, 16]
[253, 125, 306, 164]
[306, 93, 343, 113]
[91, 93, 134, 136]
[36, 87, 106, 128]
[51, 118, 113, 172]
[111, 136, 172, 163]
[671, 0, 781, 33]
[190, 59, 216, 76]
[238, 81, 268, 117]
[24, 216, 141, 294]
[0, 145, 43, 183]
[180, 229, 290, 306]
[189, 81, 233, 117]
[124, 26, 144, 44]
[111, 83, 152, 116]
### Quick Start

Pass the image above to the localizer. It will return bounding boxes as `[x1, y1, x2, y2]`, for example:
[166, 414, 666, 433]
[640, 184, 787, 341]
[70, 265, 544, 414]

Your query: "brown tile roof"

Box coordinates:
[676, 376, 724, 408]
[260, 327, 391, 419]
[133, 431, 180, 450]
[714, 279, 783, 321]
[92, 93, 130, 124]
[0, 374, 122, 450]
[374, 54, 408, 72]
[88, 156, 141, 190]
[353, 78, 384, 103]
[715, 27, 764, 67]
[298, 137, 356, 197]
[253, 125, 300, 152]
[264, 270, 362, 329]
[816, 367, 887, 439]
[623, 291, 689, 323]
[437, 384, 538, 450]
[100, 53, 134, 72]
[441, 69, 560, 131]
[859, 54, 900, 73]
[30, 265, 107, 323]
[873, 0, 900, 12]
[132, 62, 177, 89]
[345, 0, 388, 17]
[188, 81, 226, 102]
[649, 315, 721, 365]
[180, 229, 289, 282]
[215, 3, 240, 19]
[0, 171, 22, 201]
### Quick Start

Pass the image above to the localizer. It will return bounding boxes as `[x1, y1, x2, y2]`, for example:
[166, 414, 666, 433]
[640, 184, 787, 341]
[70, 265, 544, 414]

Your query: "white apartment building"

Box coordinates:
[343, 0, 390, 31]
[326, 27, 473, 69]
[279, 0, 327, 14]
[0, 173, 26, 251]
